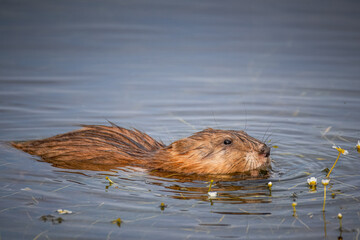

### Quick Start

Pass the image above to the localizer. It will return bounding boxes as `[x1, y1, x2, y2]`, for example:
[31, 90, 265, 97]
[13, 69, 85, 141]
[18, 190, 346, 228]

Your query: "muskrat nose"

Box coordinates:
[259, 145, 271, 157]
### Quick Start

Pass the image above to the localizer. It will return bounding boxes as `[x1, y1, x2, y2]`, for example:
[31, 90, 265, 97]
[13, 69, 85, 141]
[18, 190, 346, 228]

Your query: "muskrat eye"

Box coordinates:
[223, 139, 232, 145]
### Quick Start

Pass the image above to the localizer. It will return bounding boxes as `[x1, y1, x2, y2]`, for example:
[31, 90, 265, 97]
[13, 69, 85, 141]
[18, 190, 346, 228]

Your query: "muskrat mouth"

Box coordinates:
[259, 145, 271, 158]
[250, 149, 271, 171]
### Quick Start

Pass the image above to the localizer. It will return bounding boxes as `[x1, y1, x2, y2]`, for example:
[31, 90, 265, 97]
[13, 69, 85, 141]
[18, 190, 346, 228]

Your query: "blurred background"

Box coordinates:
[1, 0, 359, 141]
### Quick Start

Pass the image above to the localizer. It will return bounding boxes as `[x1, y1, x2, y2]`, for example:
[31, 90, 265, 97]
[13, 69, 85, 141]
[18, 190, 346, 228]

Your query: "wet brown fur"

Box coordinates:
[12, 123, 271, 174]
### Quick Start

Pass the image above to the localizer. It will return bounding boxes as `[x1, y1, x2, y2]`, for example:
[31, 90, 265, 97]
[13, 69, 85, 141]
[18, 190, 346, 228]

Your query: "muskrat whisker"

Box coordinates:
[261, 124, 272, 143]
[251, 159, 256, 170]
[264, 132, 273, 144]
[244, 158, 251, 171]
[267, 139, 280, 148]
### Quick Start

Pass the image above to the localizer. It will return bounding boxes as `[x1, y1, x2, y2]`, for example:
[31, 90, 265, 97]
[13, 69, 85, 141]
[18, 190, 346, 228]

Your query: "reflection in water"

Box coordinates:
[147, 169, 270, 182]
[103, 168, 272, 205]
[40, 215, 64, 225]
[168, 184, 271, 204]
[111, 218, 122, 228]
[323, 212, 328, 239]
[159, 202, 167, 211]
[212, 211, 271, 215]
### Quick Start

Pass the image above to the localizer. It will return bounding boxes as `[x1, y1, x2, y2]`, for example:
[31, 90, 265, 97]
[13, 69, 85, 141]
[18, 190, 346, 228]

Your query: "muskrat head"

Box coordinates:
[158, 128, 271, 175]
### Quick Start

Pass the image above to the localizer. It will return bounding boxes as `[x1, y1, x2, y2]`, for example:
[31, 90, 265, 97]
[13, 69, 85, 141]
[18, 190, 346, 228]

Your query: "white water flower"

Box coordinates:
[208, 191, 218, 198]
[321, 179, 330, 186]
[356, 141, 360, 151]
[307, 177, 317, 186]
[332, 145, 348, 155]
[338, 213, 343, 219]
[57, 209, 72, 214]
[268, 182, 272, 188]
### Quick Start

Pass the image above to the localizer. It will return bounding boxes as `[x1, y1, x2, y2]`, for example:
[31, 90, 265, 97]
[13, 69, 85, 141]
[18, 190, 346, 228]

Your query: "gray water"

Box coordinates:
[1, 1, 360, 239]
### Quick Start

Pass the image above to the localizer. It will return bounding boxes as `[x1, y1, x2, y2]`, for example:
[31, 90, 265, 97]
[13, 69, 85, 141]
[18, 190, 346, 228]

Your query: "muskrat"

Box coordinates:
[12, 123, 271, 175]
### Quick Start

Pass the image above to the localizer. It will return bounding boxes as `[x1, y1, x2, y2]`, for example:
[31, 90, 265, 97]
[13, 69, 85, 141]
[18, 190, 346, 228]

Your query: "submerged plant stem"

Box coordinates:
[322, 185, 327, 212]
[339, 218, 342, 230]
[208, 180, 214, 192]
[326, 152, 341, 178]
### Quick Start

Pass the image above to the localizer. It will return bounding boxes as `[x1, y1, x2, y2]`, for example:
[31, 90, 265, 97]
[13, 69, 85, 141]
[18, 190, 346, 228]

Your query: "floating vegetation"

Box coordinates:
[267, 181, 272, 196]
[40, 215, 63, 225]
[159, 202, 167, 211]
[57, 209, 72, 214]
[207, 179, 218, 199]
[105, 176, 120, 190]
[105, 176, 114, 184]
[208, 180, 214, 192]
[292, 201, 297, 217]
[111, 218, 122, 227]
[208, 191, 218, 199]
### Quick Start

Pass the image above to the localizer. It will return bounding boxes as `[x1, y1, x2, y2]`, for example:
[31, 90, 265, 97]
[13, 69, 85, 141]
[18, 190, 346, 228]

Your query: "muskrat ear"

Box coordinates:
[170, 138, 196, 155]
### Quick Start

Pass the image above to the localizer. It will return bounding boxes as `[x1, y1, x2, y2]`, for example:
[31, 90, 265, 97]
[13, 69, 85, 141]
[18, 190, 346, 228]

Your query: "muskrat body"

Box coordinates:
[12, 123, 271, 175]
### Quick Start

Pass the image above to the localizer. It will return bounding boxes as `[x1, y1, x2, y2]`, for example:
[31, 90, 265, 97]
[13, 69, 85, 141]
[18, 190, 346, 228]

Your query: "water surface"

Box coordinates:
[1, 1, 360, 239]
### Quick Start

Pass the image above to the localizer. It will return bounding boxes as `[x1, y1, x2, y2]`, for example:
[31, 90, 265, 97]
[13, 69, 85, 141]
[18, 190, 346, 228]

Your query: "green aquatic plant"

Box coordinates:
[327, 146, 348, 178]
[159, 202, 167, 211]
[321, 179, 330, 212]
[267, 181, 272, 196]
[105, 176, 114, 184]
[208, 180, 214, 192]
[111, 218, 122, 227]
[338, 213, 343, 230]
[292, 202, 297, 217]
[56, 209, 72, 214]
[207, 180, 217, 199]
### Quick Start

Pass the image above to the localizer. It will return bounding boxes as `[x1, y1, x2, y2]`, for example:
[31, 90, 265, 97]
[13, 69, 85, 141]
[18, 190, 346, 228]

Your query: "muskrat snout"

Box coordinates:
[259, 145, 271, 158]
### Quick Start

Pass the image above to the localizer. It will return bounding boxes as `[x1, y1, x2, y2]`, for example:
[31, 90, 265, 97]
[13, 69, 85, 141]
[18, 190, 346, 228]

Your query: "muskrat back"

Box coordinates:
[12, 123, 271, 175]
